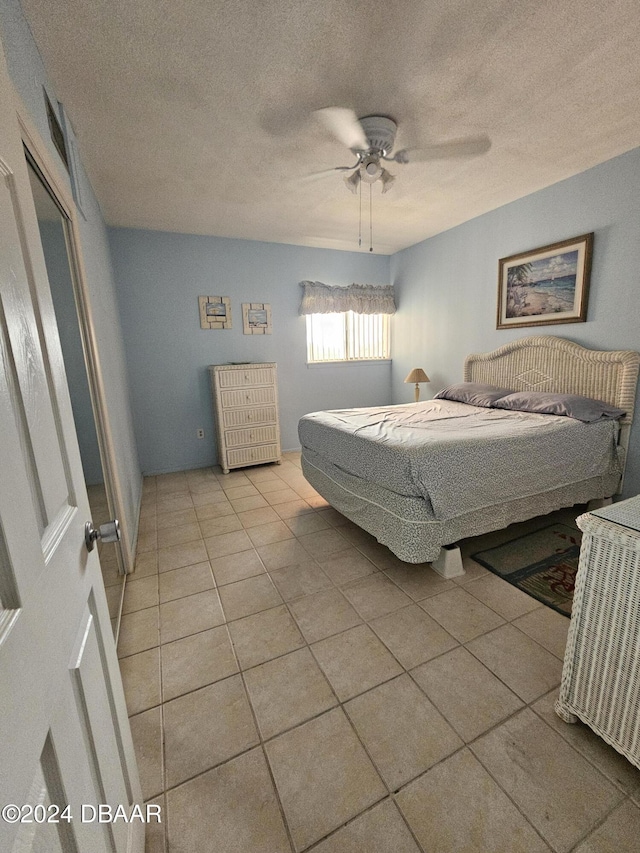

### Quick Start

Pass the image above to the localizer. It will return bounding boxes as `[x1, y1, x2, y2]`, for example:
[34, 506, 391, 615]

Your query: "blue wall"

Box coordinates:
[391, 146, 640, 498]
[109, 228, 391, 474]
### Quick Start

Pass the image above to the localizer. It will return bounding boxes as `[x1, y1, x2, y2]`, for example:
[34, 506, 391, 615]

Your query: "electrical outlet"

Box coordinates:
[196, 428, 205, 439]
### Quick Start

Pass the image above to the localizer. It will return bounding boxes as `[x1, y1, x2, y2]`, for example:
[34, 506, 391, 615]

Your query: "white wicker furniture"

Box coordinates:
[464, 335, 639, 478]
[555, 496, 640, 769]
[209, 363, 281, 474]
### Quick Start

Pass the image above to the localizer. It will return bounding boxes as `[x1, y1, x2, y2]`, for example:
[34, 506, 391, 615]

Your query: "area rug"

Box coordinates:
[471, 523, 581, 616]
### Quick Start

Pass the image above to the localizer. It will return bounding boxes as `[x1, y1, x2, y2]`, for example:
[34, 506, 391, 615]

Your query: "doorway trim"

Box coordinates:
[15, 97, 135, 576]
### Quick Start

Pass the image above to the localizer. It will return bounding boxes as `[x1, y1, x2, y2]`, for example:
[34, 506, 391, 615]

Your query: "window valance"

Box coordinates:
[299, 281, 396, 316]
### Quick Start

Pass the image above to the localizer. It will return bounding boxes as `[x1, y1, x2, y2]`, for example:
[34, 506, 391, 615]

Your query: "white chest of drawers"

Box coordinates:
[555, 495, 640, 769]
[209, 363, 281, 474]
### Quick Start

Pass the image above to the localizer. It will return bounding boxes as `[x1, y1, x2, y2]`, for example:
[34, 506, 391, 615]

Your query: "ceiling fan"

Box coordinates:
[313, 107, 491, 194]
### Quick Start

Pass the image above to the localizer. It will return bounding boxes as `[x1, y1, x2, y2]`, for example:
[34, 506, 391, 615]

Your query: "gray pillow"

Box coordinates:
[434, 382, 514, 407]
[493, 391, 626, 422]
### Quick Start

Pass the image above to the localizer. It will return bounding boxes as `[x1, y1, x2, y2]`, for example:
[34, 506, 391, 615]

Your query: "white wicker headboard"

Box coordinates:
[464, 336, 640, 447]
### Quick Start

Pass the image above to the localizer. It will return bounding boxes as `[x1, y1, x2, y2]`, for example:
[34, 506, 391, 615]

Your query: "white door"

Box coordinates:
[0, 37, 143, 853]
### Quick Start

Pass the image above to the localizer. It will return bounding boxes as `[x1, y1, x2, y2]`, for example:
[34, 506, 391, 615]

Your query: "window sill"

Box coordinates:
[306, 359, 392, 368]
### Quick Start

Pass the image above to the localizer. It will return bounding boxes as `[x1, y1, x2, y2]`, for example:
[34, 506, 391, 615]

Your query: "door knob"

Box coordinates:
[85, 519, 121, 552]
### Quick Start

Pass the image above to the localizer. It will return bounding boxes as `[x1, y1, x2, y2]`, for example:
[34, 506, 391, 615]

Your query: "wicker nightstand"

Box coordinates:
[555, 495, 640, 769]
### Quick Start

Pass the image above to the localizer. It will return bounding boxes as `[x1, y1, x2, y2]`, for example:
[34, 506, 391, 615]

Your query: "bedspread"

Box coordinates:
[298, 400, 621, 521]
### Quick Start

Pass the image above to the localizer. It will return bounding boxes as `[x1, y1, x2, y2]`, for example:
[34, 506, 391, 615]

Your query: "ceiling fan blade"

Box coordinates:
[299, 165, 358, 184]
[395, 135, 491, 163]
[315, 107, 368, 151]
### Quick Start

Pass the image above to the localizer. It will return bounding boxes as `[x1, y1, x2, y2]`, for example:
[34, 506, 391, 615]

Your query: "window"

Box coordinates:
[306, 311, 390, 363]
[299, 281, 395, 364]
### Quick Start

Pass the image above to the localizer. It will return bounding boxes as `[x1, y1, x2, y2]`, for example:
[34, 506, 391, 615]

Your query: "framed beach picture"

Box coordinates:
[242, 302, 272, 335]
[199, 295, 232, 329]
[497, 233, 593, 329]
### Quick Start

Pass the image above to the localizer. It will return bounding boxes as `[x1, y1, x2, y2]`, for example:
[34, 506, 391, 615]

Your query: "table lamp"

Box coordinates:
[404, 367, 430, 402]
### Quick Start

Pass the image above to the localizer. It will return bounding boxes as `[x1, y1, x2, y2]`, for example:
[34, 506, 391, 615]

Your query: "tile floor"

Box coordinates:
[117, 453, 640, 853]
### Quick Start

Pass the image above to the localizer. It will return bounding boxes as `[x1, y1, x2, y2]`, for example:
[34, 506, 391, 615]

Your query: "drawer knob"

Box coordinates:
[246, 394, 250, 401]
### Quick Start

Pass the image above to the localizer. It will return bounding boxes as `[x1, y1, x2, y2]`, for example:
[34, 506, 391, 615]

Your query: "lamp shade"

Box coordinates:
[404, 368, 430, 384]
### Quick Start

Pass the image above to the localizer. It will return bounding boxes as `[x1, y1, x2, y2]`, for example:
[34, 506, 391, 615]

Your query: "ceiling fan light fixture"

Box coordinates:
[343, 170, 360, 194]
[380, 168, 396, 193]
[360, 156, 382, 183]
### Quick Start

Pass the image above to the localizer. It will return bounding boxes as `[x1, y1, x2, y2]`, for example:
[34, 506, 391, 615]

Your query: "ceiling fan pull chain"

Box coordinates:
[358, 178, 362, 247]
[369, 183, 373, 252]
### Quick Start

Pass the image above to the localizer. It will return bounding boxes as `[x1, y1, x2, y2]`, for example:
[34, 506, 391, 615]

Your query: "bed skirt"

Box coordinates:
[301, 449, 620, 564]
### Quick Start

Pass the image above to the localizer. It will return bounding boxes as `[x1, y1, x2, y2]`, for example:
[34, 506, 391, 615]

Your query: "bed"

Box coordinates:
[299, 336, 640, 575]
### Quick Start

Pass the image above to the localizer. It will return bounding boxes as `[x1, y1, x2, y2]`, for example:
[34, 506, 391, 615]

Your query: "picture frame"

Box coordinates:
[242, 302, 272, 335]
[199, 295, 232, 330]
[497, 233, 593, 329]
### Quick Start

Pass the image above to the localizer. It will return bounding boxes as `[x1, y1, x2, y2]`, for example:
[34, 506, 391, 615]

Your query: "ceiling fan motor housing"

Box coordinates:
[358, 115, 397, 154]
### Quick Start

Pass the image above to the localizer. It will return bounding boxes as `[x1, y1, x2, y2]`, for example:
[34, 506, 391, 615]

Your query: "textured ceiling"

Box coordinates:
[19, 0, 640, 254]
